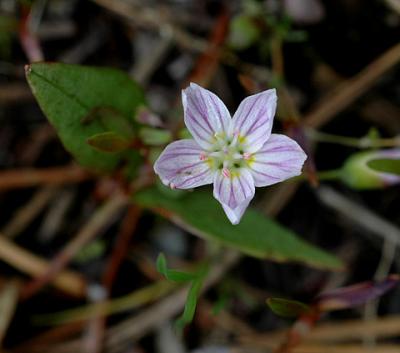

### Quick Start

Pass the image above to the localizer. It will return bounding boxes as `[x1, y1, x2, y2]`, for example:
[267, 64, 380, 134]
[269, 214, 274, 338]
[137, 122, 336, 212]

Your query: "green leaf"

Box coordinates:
[267, 298, 311, 318]
[26, 62, 145, 172]
[175, 275, 204, 329]
[87, 131, 131, 153]
[134, 188, 343, 270]
[156, 253, 197, 283]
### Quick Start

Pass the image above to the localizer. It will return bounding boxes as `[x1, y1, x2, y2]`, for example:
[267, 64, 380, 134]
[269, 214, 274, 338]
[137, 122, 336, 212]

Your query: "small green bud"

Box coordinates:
[87, 131, 130, 153]
[341, 149, 400, 190]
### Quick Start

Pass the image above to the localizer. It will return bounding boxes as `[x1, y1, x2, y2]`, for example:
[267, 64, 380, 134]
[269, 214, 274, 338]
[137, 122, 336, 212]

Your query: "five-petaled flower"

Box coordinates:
[154, 83, 307, 225]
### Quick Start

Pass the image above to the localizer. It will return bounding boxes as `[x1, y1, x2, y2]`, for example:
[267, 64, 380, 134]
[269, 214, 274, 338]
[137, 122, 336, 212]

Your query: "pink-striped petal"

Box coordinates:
[213, 169, 255, 225]
[232, 89, 277, 153]
[249, 134, 307, 187]
[182, 83, 231, 150]
[154, 139, 214, 189]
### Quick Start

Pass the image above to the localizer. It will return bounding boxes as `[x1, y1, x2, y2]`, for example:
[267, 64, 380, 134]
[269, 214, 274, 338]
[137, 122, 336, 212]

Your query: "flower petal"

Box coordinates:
[154, 139, 214, 189]
[232, 89, 277, 153]
[182, 83, 231, 150]
[249, 134, 307, 187]
[213, 168, 255, 225]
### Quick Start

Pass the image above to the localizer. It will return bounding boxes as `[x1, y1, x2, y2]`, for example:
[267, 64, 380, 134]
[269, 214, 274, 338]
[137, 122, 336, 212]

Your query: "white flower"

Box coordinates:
[154, 83, 307, 225]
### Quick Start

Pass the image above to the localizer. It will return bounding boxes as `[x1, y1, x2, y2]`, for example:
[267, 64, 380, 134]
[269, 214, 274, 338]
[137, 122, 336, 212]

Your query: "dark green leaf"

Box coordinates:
[267, 298, 311, 318]
[26, 62, 145, 171]
[87, 131, 131, 153]
[135, 188, 343, 270]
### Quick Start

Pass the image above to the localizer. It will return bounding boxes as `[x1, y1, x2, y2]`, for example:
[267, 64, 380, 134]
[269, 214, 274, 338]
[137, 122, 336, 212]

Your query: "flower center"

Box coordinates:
[201, 132, 252, 177]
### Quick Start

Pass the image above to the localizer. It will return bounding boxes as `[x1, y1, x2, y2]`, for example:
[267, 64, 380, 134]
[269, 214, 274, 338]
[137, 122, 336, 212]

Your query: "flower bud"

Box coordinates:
[341, 149, 400, 190]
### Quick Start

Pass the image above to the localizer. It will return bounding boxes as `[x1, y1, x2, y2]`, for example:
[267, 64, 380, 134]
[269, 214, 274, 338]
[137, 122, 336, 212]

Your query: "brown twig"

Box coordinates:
[102, 205, 142, 290]
[0, 233, 85, 297]
[2, 186, 57, 239]
[83, 205, 141, 353]
[184, 6, 229, 87]
[0, 165, 91, 191]
[12, 321, 85, 353]
[21, 193, 128, 299]
[304, 42, 400, 128]
[239, 315, 400, 347]
[0, 83, 33, 104]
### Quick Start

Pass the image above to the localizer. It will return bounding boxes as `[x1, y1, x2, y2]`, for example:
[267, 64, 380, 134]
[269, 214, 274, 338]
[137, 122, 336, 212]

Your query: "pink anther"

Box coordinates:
[222, 168, 231, 178]
[199, 153, 207, 161]
[170, 183, 176, 189]
[243, 152, 251, 160]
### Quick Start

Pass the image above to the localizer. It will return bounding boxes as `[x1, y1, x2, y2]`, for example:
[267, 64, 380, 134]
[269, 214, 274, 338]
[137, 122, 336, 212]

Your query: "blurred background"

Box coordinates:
[0, 1, 400, 353]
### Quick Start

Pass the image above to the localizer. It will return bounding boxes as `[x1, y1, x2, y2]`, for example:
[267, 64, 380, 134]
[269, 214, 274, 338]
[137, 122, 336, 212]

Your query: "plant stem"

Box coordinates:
[293, 169, 342, 182]
[307, 129, 400, 148]
[317, 169, 343, 181]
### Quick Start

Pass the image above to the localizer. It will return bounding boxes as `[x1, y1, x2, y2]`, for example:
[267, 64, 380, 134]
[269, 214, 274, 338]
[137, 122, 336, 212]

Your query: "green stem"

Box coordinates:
[307, 129, 400, 149]
[317, 169, 343, 181]
[293, 169, 342, 182]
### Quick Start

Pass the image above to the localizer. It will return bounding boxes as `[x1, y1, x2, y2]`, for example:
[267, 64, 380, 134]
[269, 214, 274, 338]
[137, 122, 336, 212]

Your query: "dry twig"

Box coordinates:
[22, 193, 128, 299]
[0, 165, 91, 191]
[304, 42, 400, 127]
[0, 234, 85, 297]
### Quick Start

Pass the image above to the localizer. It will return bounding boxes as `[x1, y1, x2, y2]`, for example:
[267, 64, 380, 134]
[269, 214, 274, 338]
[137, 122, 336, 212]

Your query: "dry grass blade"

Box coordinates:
[239, 315, 400, 347]
[291, 343, 400, 353]
[317, 187, 400, 248]
[0, 234, 85, 297]
[2, 186, 57, 239]
[22, 193, 128, 299]
[0, 281, 19, 346]
[38, 250, 240, 353]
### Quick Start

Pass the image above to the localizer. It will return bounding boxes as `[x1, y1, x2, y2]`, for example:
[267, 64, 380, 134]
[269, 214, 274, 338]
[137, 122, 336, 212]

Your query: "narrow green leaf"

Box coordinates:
[175, 277, 203, 329]
[135, 188, 343, 270]
[176, 266, 208, 330]
[156, 253, 168, 275]
[87, 131, 131, 153]
[156, 253, 197, 283]
[267, 298, 311, 318]
[26, 62, 145, 171]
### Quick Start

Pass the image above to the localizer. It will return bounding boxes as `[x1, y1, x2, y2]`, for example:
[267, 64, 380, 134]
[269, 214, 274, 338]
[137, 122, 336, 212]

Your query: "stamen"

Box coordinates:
[199, 152, 207, 161]
[170, 182, 176, 189]
[230, 130, 240, 145]
[222, 168, 231, 178]
[243, 152, 252, 160]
